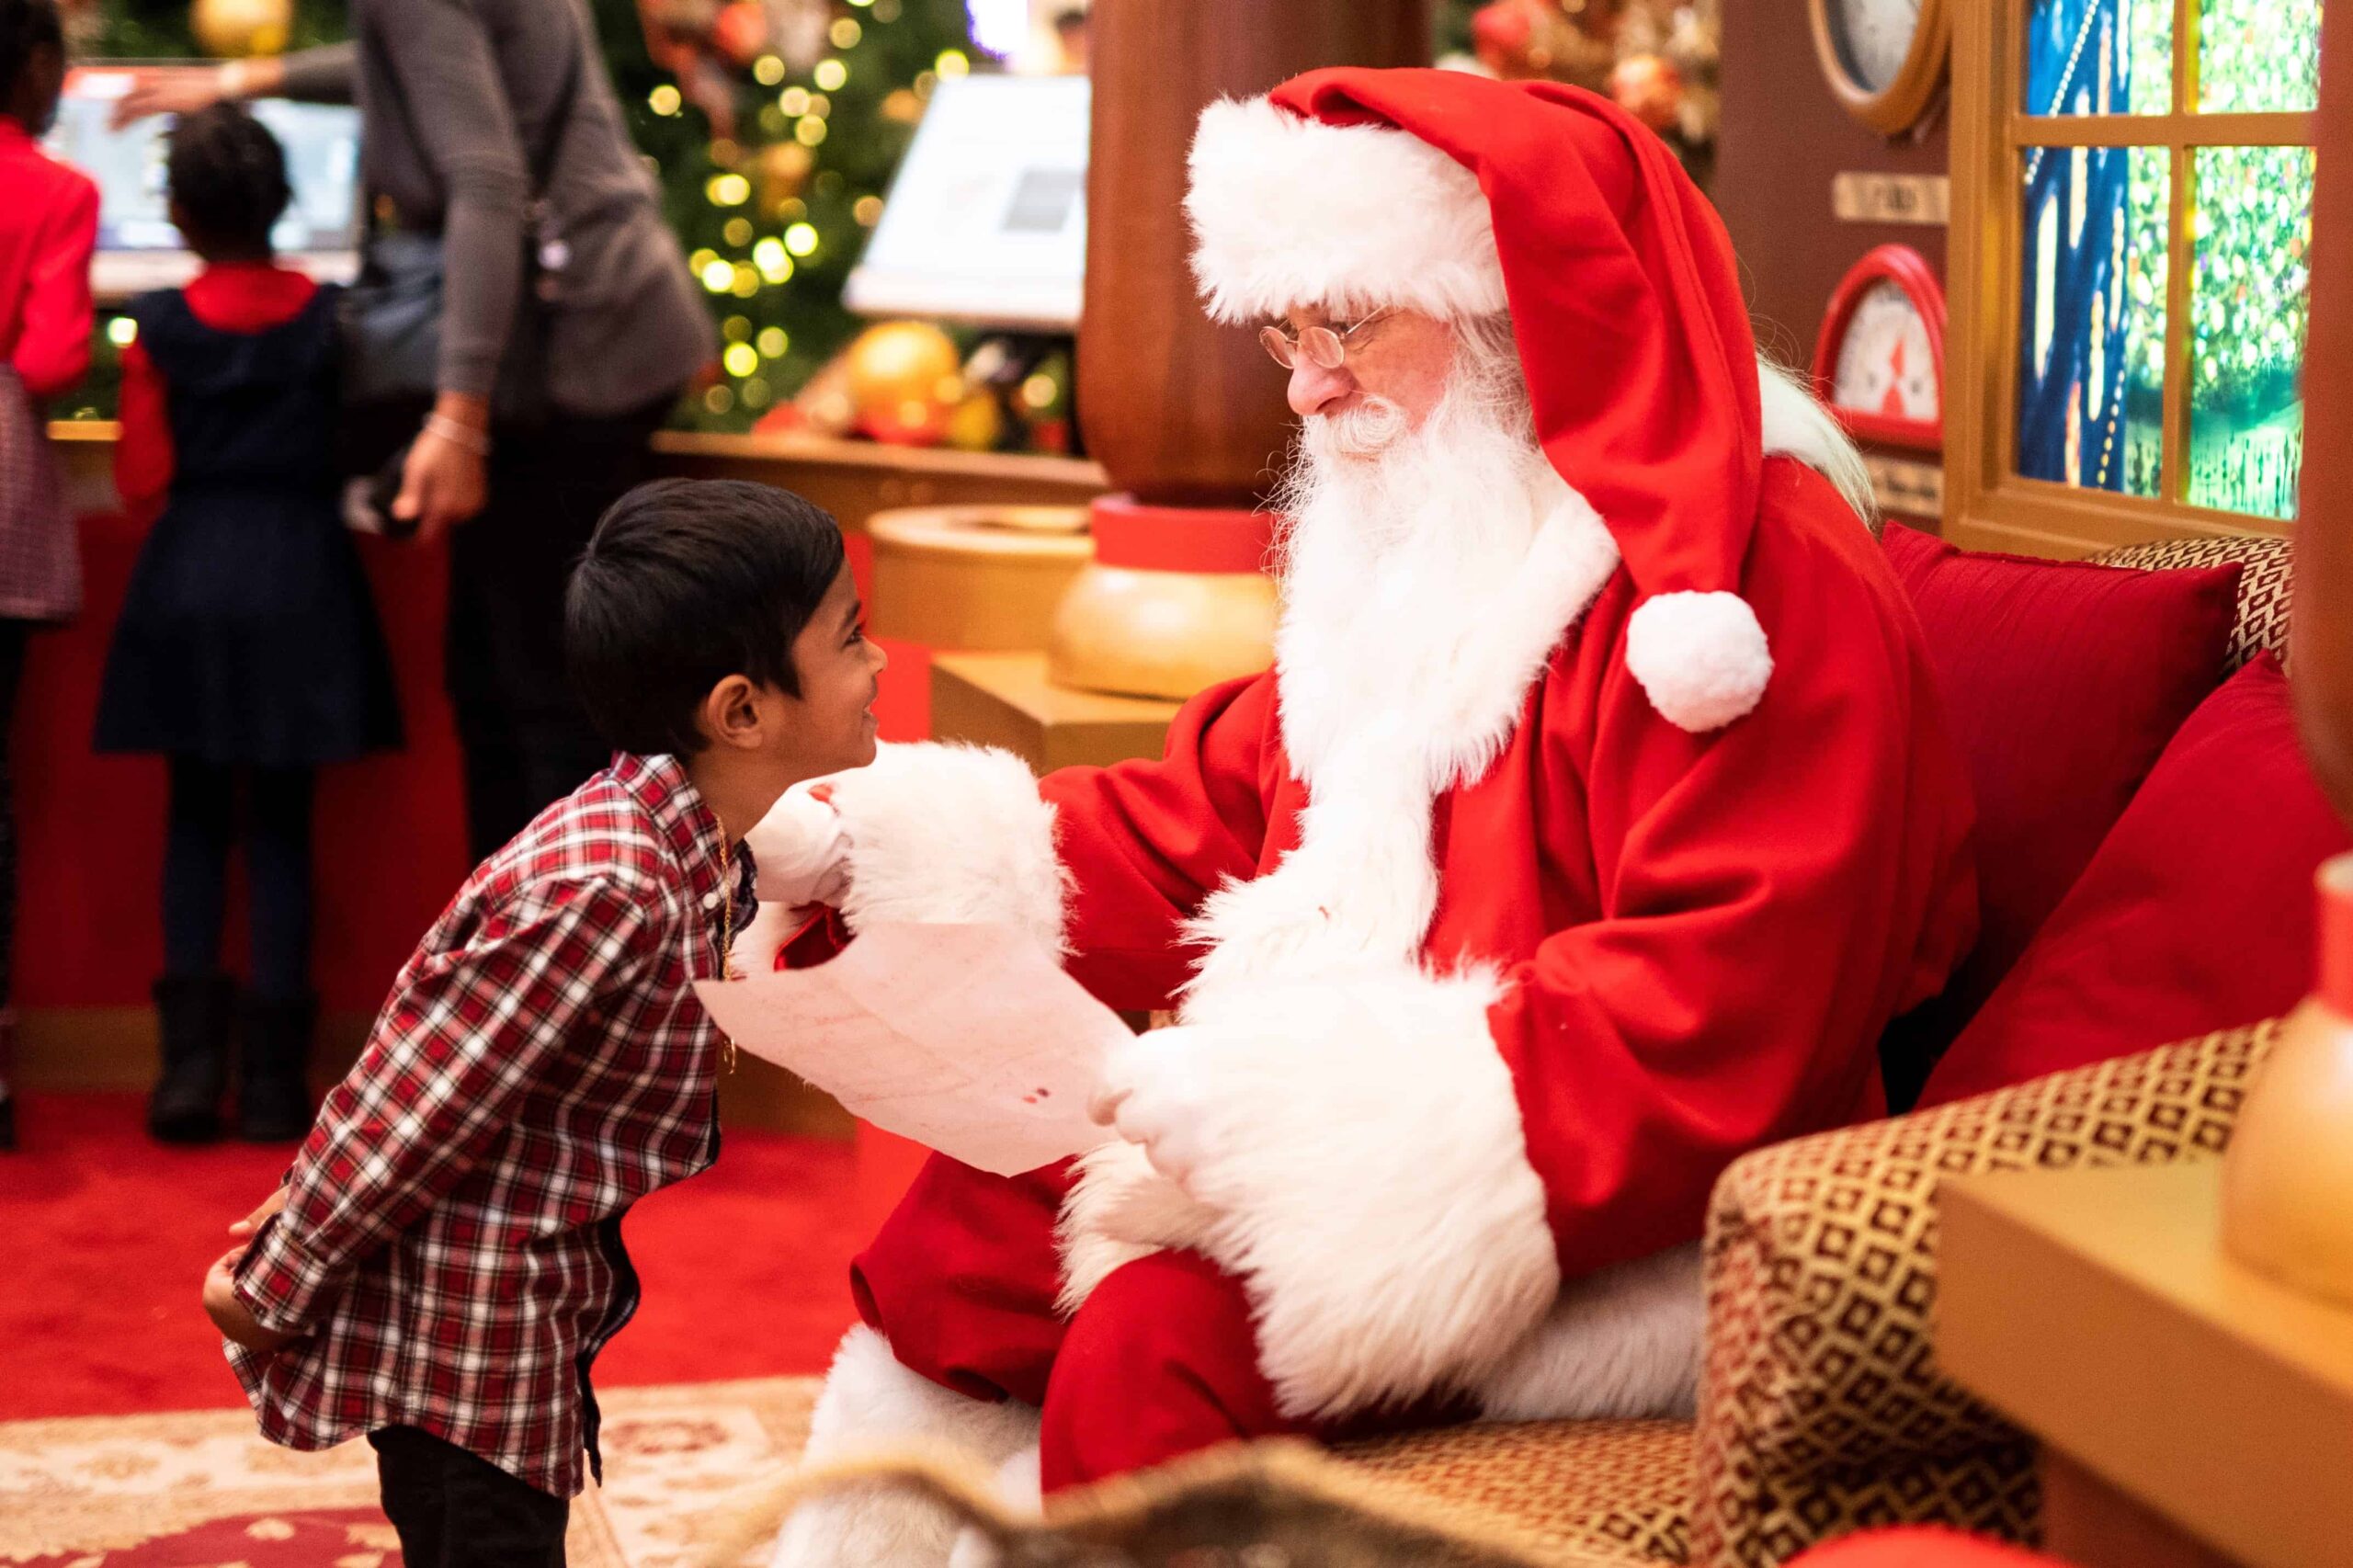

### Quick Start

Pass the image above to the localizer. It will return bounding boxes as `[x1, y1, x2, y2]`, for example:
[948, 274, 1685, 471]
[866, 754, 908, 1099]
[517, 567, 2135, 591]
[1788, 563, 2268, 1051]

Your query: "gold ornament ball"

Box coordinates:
[942, 390, 1006, 452]
[847, 321, 961, 435]
[1609, 53, 1685, 134]
[192, 0, 292, 57]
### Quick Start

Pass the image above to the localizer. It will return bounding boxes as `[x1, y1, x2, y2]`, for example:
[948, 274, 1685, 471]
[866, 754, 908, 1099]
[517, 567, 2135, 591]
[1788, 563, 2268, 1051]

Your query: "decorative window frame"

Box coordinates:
[1944, 0, 2313, 555]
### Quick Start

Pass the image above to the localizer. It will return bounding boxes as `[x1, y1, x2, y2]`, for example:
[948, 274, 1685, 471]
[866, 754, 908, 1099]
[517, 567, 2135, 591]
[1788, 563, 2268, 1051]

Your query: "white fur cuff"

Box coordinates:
[1623, 590, 1772, 733]
[822, 743, 1070, 955]
[769, 1327, 1040, 1568]
[1179, 967, 1561, 1420]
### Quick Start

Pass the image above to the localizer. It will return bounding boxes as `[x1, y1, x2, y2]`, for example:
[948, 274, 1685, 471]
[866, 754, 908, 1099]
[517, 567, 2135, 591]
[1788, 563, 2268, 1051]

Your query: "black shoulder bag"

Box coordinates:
[336, 21, 585, 474]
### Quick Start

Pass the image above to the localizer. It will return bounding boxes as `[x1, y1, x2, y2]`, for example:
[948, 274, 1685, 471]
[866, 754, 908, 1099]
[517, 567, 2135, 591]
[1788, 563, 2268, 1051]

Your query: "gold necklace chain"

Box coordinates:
[714, 833, 740, 1074]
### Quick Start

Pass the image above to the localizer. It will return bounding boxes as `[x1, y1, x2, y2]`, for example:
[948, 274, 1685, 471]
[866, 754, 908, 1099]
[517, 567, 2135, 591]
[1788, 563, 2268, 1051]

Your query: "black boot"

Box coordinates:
[150, 975, 236, 1143]
[237, 993, 317, 1142]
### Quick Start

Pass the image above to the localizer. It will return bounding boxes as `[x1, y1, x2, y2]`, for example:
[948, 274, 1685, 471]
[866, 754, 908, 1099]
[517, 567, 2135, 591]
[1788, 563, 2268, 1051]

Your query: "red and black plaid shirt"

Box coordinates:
[230, 753, 749, 1495]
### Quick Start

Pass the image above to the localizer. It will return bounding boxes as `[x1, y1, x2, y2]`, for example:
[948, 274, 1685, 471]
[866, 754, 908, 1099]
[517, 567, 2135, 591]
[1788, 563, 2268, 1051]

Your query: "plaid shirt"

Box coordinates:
[229, 753, 752, 1495]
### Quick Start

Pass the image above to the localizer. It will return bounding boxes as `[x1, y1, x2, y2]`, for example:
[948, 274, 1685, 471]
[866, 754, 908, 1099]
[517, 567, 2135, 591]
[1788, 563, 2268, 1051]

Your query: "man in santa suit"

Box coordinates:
[762, 68, 1977, 1564]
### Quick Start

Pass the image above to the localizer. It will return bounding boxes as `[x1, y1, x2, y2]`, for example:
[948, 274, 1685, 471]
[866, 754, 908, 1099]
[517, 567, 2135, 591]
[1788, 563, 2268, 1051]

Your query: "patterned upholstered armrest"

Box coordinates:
[1687, 1020, 2279, 1562]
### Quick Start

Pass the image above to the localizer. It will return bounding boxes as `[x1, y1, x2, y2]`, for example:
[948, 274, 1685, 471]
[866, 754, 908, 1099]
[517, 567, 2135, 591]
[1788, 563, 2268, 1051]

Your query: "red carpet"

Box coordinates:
[0, 1093, 863, 1420]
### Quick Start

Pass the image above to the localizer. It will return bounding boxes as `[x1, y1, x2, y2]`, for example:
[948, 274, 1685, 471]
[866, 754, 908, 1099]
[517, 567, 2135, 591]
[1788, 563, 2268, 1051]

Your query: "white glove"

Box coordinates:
[1088, 1026, 1228, 1194]
[744, 781, 852, 907]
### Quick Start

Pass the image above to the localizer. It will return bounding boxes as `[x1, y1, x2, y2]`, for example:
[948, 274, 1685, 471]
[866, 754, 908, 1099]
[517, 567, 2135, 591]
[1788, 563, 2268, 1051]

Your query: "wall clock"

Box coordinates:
[1811, 244, 1946, 453]
[1808, 0, 1950, 135]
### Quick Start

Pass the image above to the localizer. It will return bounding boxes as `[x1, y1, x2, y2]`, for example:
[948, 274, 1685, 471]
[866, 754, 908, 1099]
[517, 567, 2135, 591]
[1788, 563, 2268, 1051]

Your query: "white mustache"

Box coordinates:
[1308, 396, 1411, 459]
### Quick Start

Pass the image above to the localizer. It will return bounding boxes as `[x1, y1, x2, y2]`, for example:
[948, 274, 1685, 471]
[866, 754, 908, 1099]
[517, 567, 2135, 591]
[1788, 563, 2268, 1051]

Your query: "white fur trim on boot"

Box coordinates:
[822, 743, 1069, 954]
[1472, 1240, 1704, 1420]
[1186, 97, 1505, 324]
[769, 1327, 1040, 1568]
[945, 1445, 1041, 1568]
[1623, 590, 1773, 733]
[1125, 967, 1560, 1420]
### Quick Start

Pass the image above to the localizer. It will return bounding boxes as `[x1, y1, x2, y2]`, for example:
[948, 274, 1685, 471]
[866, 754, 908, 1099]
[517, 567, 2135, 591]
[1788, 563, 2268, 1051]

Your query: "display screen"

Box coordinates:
[45, 68, 362, 257]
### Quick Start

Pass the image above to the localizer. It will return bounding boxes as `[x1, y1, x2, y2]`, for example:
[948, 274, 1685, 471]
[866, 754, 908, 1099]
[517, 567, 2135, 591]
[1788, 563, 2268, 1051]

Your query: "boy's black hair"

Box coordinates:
[566, 478, 847, 756]
[0, 0, 61, 108]
[167, 103, 291, 256]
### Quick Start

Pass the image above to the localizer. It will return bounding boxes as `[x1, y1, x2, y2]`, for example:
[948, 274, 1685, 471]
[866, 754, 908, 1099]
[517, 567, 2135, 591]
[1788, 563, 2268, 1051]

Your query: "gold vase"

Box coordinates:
[2221, 851, 2353, 1306]
[1043, 496, 1279, 701]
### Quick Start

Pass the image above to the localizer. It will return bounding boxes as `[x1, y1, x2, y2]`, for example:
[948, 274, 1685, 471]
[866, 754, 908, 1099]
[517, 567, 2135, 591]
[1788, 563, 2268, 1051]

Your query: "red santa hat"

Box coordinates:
[1186, 68, 1773, 733]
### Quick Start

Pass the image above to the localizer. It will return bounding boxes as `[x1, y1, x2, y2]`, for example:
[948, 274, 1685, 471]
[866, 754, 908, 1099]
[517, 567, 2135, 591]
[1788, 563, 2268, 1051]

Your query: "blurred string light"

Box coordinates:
[706, 172, 750, 206]
[648, 83, 681, 116]
[964, 0, 1024, 57]
[853, 195, 884, 225]
[795, 116, 828, 145]
[757, 326, 790, 357]
[106, 316, 137, 347]
[814, 59, 847, 90]
[753, 237, 794, 282]
[937, 49, 971, 77]
[723, 343, 760, 377]
[722, 217, 753, 245]
[784, 222, 820, 256]
[754, 55, 785, 86]
[831, 17, 863, 48]
[779, 85, 811, 115]
[700, 257, 735, 293]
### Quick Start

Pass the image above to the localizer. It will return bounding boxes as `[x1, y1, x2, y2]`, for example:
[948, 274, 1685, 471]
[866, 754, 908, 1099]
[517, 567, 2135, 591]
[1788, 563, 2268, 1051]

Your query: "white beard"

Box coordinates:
[1175, 379, 1623, 1009]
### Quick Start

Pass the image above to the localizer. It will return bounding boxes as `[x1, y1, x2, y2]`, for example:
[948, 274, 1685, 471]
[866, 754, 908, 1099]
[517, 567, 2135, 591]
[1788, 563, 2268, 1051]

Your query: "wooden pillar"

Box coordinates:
[1045, 0, 1433, 699]
[2292, 0, 2353, 824]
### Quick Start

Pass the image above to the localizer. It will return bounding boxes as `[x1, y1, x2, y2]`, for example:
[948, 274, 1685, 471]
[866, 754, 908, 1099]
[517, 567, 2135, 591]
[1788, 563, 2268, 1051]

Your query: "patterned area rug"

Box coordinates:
[0, 1378, 817, 1568]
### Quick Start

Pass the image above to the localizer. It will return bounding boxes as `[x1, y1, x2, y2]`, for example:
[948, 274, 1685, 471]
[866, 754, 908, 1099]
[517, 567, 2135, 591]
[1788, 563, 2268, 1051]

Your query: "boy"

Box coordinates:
[200, 478, 885, 1565]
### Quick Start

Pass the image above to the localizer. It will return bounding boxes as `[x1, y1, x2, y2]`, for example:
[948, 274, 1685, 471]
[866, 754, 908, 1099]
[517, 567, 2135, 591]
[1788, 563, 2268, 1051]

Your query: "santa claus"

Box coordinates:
[760, 67, 1977, 1564]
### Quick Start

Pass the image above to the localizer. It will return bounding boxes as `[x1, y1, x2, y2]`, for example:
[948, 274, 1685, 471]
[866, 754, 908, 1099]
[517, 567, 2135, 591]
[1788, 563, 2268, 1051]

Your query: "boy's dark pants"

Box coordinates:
[369, 1426, 568, 1567]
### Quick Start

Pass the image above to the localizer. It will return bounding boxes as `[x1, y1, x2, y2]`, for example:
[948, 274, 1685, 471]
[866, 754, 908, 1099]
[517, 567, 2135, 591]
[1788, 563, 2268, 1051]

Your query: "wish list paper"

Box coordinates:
[693, 921, 1124, 1176]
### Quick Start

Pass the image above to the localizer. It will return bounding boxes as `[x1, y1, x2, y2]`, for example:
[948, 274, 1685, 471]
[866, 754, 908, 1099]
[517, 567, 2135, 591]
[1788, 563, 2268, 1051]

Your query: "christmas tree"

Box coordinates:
[68, 1, 1719, 438]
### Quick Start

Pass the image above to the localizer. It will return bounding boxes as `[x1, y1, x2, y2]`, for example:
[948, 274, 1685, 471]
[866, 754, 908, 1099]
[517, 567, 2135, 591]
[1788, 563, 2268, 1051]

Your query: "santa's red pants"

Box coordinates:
[851, 1153, 1463, 1491]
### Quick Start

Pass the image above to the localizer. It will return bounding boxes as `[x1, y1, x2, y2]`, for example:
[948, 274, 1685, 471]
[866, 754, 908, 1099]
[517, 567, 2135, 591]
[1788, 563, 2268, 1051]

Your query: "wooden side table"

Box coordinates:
[1938, 1160, 2353, 1568]
[931, 651, 1184, 772]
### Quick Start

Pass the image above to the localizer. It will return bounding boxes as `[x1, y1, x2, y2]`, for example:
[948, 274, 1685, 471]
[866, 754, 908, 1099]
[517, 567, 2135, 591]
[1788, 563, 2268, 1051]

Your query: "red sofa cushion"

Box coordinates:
[1921, 654, 2343, 1107]
[1878, 524, 2241, 1094]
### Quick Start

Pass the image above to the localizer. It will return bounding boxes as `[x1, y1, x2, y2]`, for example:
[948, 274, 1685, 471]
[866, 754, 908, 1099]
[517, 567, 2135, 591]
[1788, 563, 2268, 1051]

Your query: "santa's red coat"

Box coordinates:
[804, 457, 1976, 1440]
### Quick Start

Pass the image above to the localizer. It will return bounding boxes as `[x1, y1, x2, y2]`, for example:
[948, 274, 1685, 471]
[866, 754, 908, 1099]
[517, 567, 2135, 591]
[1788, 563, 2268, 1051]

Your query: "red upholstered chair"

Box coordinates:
[1321, 533, 2299, 1568]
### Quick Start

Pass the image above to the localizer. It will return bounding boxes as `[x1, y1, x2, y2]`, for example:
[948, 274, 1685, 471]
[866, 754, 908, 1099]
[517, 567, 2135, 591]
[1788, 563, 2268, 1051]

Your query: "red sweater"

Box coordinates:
[0, 116, 97, 403]
[115, 262, 320, 526]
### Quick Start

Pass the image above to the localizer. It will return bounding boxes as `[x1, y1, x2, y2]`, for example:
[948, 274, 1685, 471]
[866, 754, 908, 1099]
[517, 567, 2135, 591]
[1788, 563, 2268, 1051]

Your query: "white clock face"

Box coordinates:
[1832, 280, 1938, 423]
[1831, 0, 1926, 92]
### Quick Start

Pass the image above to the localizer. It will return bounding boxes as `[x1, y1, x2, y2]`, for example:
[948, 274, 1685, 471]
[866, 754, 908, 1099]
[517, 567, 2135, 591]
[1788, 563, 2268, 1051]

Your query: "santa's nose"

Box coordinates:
[1287, 359, 1356, 418]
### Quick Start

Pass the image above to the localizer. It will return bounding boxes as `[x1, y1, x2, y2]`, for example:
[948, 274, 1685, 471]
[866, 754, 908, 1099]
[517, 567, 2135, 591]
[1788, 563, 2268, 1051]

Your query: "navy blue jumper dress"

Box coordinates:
[95, 285, 401, 767]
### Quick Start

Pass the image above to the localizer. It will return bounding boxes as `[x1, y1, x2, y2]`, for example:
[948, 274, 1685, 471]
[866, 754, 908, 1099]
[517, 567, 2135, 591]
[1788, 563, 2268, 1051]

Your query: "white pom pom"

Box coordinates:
[1624, 591, 1772, 733]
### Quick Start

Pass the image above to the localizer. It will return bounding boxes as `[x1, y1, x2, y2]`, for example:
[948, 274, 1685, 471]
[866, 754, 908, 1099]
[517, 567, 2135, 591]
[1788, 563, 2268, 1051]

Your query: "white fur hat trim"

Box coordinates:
[1186, 96, 1507, 324]
[1624, 591, 1773, 733]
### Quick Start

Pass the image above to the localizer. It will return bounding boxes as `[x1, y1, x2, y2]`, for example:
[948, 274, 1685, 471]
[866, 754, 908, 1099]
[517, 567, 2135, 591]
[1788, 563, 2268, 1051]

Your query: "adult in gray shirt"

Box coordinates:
[124, 0, 719, 860]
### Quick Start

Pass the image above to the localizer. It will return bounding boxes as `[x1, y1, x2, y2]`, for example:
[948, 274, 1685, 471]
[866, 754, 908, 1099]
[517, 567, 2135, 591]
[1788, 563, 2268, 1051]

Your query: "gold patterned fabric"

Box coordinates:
[1688, 1020, 2276, 1564]
[2093, 534, 2290, 671]
[1340, 1418, 1693, 1563]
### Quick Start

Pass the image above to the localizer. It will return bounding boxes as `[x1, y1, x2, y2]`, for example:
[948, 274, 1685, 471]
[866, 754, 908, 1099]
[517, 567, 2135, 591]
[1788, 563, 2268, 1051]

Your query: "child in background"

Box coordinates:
[202, 478, 883, 1564]
[0, 0, 94, 1151]
[94, 104, 400, 1143]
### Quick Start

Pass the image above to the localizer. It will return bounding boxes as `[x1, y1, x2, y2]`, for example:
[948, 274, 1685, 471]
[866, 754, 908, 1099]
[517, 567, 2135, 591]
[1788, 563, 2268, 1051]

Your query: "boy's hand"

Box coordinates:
[202, 1246, 301, 1354]
[229, 1187, 290, 1240]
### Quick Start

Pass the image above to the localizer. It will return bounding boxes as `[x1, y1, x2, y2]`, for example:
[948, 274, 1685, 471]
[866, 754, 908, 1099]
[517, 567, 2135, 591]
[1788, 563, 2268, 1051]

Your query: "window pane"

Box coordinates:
[2188, 145, 2312, 519]
[2200, 0, 2323, 112]
[2018, 145, 2168, 495]
[2025, 0, 2172, 114]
